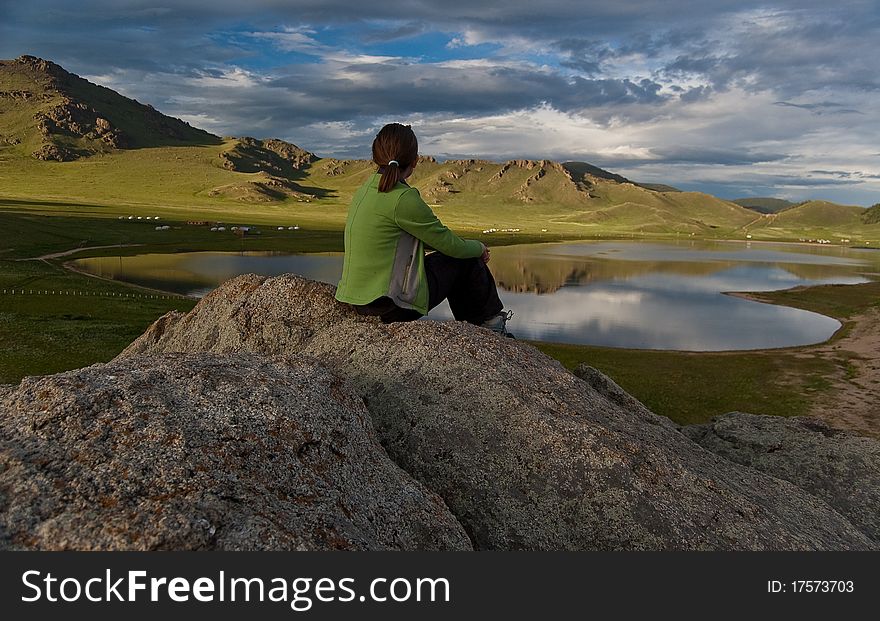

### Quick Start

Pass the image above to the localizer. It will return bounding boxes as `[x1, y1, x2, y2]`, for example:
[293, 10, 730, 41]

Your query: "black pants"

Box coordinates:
[355, 253, 504, 324]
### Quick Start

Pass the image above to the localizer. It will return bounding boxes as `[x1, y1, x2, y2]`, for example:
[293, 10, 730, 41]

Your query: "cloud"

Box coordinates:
[360, 21, 427, 44]
[1, 0, 879, 204]
[774, 101, 863, 115]
[647, 147, 788, 166]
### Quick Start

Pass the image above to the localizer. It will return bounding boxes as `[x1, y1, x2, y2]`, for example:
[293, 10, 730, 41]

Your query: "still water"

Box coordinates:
[72, 240, 880, 351]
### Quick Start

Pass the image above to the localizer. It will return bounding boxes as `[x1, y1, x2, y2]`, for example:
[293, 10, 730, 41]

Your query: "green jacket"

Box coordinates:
[335, 172, 483, 315]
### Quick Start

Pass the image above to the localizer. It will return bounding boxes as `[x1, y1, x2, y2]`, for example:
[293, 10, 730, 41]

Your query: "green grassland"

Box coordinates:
[753, 200, 867, 239]
[3, 140, 879, 246]
[0, 259, 196, 381]
[0, 209, 352, 384]
[532, 341, 839, 425]
[752, 279, 880, 320]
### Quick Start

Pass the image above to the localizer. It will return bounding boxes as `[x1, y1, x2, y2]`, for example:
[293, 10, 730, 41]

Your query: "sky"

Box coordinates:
[2, 0, 879, 204]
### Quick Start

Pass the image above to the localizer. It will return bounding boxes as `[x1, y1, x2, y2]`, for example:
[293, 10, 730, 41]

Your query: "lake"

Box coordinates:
[72, 240, 880, 351]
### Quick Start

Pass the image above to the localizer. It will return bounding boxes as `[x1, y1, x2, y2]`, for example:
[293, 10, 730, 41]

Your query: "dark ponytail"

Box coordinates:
[372, 123, 418, 192]
[379, 160, 402, 193]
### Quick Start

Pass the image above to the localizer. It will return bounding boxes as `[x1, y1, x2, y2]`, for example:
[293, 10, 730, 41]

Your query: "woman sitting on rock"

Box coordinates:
[335, 122, 513, 336]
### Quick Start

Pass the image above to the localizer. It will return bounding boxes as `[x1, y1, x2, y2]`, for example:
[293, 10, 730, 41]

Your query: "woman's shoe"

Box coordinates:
[480, 310, 515, 338]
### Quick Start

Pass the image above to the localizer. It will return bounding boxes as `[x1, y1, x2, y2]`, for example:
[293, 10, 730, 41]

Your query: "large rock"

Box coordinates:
[0, 353, 471, 551]
[118, 273, 874, 550]
[573, 364, 665, 425]
[684, 412, 880, 544]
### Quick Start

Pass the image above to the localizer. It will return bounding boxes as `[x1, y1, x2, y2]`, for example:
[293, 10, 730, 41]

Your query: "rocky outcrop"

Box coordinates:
[261, 138, 317, 170]
[13, 55, 68, 79]
[117, 274, 875, 550]
[218, 137, 316, 176]
[684, 412, 880, 543]
[574, 364, 667, 426]
[0, 90, 37, 101]
[491, 159, 568, 180]
[0, 353, 471, 551]
[32, 99, 128, 155]
[32, 143, 78, 162]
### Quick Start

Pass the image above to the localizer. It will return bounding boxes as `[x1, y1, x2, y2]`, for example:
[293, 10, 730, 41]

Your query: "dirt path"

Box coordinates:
[733, 214, 765, 234]
[733, 291, 879, 437]
[806, 307, 880, 437]
[17, 243, 143, 261]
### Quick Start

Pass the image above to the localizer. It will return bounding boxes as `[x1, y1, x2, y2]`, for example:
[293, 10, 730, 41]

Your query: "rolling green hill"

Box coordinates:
[2, 55, 879, 244]
[745, 201, 872, 241]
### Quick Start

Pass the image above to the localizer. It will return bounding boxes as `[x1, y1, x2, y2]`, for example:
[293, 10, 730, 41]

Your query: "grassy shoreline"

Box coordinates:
[3, 208, 878, 429]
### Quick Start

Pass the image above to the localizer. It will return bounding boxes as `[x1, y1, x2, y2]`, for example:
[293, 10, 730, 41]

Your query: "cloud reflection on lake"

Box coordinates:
[72, 240, 879, 351]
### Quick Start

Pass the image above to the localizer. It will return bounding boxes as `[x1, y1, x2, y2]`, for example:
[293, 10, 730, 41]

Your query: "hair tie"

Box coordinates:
[388, 160, 399, 167]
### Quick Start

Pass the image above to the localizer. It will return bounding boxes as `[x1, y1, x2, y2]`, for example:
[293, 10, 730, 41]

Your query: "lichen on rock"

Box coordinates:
[0, 353, 471, 551]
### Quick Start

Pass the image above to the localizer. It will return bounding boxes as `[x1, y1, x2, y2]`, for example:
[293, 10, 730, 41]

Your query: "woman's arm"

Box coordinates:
[394, 187, 484, 259]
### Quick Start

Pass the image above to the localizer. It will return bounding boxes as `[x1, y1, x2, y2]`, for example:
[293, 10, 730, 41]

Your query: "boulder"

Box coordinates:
[0, 353, 471, 551]
[684, 412, 880, 543]
[573, 364, 669, 426]
[32, 143, 76, 161]
[118, 274, 874, 550]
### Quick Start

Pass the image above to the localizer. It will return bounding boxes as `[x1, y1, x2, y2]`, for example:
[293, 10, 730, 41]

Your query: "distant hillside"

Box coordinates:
[381, 157, 759, 235]
[733, 197, 796, 214]
[745, 201, 869, 240]
[771, 201, 864, 227]
[0, 55, 220, 161]
[1, 55, 878, 242]
[0, 55, 320, 202]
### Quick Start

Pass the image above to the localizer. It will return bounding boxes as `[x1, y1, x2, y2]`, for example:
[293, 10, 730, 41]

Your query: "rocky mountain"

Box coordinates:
[0, 55, 323, 202]
[0, 55, 220, 161]
[3, 274, 875, 551]
[393, 155, 762, 236]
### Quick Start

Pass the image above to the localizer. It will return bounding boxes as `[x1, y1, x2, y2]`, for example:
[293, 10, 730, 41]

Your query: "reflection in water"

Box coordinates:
[432, 270, 842, 350]
[72, 240, 880, 351]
